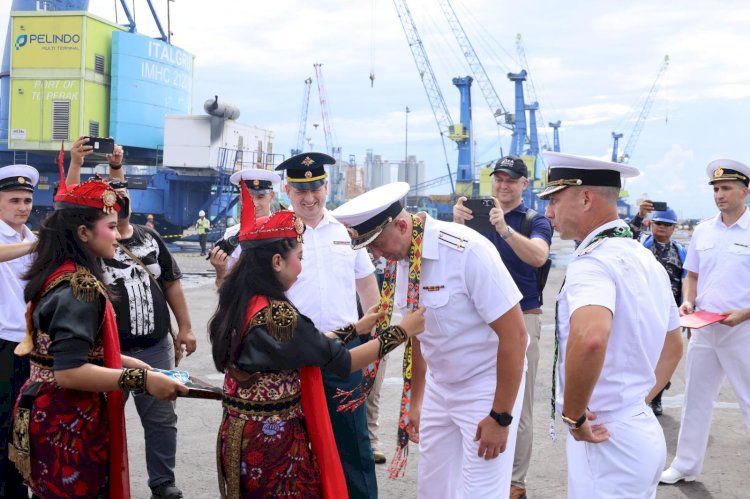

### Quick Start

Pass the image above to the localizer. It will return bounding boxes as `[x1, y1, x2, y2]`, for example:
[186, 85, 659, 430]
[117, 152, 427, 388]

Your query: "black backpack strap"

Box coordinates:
[520, 208, 537, 238]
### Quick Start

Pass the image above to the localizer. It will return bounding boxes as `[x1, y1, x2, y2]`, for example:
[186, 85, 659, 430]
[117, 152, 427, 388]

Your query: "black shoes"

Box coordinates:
[151, 481, 183, 499]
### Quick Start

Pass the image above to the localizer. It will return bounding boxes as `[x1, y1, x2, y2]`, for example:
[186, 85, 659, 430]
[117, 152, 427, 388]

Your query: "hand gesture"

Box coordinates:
[399, 306, 426, 337]
[453, 196, 472, 224]
[678, 300, 694, 316]
[355, 304, 386, 335]
[639, 200, 654, 217]
[488, 197, 508, 234]
[568, 410, 610, 443]
[106, 144, 124, 167]
[71, 136, 94, 168]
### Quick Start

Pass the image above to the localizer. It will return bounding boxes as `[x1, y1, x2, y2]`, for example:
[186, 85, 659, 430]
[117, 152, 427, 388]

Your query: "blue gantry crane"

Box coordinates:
[393, 0, 479, 196]
[549, 121, 562, 152]
[291, 77, 313, 156]
[611, 55, 670, 163]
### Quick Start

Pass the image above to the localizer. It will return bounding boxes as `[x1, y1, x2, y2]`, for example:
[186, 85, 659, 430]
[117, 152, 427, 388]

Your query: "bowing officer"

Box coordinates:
[332, 182, 527, 498]
[540, 152, 682, 498]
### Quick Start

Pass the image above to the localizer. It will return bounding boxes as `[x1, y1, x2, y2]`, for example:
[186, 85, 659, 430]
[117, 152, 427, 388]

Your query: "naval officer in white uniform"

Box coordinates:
[539, 152, 682, 498]
[661, 159, 750, 485]
[333, 182, 527, 499]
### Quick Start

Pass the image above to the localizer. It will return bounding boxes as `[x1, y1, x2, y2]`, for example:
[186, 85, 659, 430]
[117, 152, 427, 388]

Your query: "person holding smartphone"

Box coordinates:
[453, 156, 552, 499]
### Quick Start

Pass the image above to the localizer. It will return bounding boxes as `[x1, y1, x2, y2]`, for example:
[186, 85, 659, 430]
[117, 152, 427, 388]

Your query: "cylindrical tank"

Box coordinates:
[203, 95, 240, 120]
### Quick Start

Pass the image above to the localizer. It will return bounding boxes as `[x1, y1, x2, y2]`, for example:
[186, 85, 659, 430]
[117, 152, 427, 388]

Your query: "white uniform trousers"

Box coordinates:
[417, 369, 525, 499]
[566, 404, 665, 499]
[670, 323, 750, 475]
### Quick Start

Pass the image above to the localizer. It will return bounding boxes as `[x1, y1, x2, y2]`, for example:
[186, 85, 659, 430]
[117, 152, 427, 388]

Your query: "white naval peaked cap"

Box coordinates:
[0, 164, 39, 193]
[229, 168, 281, 190]
[332, 181, 410, 249]
[706, 159, 750, 186]
[538, 152, 640, 199]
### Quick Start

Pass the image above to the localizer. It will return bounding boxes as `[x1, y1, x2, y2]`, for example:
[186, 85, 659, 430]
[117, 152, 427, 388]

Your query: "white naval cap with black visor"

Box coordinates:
[331, 182, 410, 249]
[229, 167, 281, 193]
[0, 164, 39, 193]
[538, 152, 640, 200]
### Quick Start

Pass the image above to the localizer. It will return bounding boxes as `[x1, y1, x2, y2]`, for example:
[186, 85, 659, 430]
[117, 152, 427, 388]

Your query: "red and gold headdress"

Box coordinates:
[238, 180, 304, 248]
[53, 141, 122, 213]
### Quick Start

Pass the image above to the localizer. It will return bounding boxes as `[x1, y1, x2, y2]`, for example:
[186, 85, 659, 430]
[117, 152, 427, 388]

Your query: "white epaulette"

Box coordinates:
[437, 231, 467, 252]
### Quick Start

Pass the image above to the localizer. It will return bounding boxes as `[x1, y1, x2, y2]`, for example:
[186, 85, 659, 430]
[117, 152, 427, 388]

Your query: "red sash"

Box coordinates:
[244, 296, 347, 499]
[41, 261, 130, 498]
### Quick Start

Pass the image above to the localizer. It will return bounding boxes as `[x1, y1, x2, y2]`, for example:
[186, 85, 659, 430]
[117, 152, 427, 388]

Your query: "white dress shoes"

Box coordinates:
[660, 467, 697, 484]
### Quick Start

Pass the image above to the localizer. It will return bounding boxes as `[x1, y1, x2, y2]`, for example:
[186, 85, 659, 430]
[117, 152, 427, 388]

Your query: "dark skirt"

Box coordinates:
[218, 412, 322, 498]
[13, 380, 109, 499]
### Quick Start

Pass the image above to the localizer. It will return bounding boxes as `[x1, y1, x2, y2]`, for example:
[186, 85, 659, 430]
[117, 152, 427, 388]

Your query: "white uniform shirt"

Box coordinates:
[0, 220, 36, 342]
[555, 219, 680, 416]
[286, 209, 375, 331]
[685, 208, 750, 313]
[394, 216, 522, 384]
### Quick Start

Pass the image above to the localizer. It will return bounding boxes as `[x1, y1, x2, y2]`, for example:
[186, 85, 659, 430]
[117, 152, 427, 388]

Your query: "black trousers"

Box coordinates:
[0, 339, 30, 497]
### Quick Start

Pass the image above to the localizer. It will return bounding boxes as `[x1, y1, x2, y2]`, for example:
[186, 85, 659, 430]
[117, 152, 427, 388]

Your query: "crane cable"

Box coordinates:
[370, 0, 376, 87]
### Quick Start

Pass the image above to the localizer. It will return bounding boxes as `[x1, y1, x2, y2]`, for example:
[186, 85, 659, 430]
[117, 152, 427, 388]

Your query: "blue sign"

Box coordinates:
[110, 32, 194, 149]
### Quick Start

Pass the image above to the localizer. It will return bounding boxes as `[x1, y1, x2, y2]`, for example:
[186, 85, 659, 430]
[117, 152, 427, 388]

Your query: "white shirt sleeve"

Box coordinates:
[565, 256, 616, 316]
[353, 247, 375, 279]
[463, 239, 522, 324]
[668, 301, 681, 330]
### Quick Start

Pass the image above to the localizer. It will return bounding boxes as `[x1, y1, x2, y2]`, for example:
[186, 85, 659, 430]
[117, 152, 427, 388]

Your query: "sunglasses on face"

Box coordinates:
[653, 221, 674, 227]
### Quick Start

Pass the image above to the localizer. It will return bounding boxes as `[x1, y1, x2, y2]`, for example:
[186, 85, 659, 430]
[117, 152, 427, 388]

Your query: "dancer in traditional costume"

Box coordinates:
[9, 163, 187, 499]
[209, 181, 425, 499]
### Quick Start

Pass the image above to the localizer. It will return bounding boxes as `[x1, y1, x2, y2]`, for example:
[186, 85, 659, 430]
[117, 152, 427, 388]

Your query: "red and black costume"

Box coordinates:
[9, 170, 129, 499]
[216, 182, 349, 499]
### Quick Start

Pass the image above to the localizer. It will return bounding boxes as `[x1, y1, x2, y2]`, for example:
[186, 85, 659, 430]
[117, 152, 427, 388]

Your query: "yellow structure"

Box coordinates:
[8, 11, 124, 150]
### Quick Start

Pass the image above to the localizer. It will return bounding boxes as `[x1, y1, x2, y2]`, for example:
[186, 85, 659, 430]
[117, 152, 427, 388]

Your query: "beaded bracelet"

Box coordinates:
[118, 368, 147, 394]
[377, 326, 408, 358]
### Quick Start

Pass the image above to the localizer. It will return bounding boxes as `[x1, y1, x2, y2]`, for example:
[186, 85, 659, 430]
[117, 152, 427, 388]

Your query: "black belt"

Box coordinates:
[29, 352, 104, 368]
[222, 393, 300, 417]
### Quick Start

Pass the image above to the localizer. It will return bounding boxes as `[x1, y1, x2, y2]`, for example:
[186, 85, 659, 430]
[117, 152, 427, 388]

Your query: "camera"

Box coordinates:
[206, 235, 239, 260]
[84, 136, 115, 154]
[651, 201, 668, 211]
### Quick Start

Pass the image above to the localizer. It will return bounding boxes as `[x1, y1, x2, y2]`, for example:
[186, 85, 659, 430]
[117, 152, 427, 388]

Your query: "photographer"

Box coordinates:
[453, 156, 552, 499]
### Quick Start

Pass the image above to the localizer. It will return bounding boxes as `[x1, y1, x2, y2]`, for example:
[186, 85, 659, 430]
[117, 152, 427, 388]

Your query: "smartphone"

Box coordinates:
[463, 198, 495, 234]
[651, 201, 668, 211]
[84, 136, 115, 154]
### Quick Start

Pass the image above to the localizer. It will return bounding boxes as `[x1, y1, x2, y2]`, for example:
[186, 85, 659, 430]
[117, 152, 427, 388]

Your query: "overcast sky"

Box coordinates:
[2, 0, 749, 218]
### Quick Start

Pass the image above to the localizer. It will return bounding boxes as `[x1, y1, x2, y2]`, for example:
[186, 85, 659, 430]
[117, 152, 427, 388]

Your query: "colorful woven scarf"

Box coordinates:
[549, 224, 632, 440]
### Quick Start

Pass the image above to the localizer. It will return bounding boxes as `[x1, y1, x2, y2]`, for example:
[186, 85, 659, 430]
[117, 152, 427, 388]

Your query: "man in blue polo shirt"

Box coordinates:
[454, 156, 553, 499]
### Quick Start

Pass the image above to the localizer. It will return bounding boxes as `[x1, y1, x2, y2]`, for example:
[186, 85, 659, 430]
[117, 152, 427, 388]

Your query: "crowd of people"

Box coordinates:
[0, 141, 748, 498]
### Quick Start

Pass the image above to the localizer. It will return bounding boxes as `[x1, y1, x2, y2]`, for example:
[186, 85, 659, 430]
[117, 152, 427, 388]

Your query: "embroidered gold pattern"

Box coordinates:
[301, 156, 315, 167]
[70, 266, 105, 302]
[266, 300, 297, 342]
[378, 326, 408, 358]
[8, 407, 31, 479]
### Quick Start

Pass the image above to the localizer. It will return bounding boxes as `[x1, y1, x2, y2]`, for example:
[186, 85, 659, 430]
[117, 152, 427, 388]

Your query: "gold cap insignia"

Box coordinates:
[253, 179, 260, 187]
[347, 226, 360, 239]
[714, 167, 724, 178]
[304, 171, 312, 179]
[101, 190, 117, 211]
[301, 156, 315, 167]
[17, 177, 25, 184]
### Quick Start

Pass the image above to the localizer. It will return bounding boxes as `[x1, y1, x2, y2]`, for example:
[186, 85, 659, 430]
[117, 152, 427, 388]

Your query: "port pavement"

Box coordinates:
[126, 233, 749, 498]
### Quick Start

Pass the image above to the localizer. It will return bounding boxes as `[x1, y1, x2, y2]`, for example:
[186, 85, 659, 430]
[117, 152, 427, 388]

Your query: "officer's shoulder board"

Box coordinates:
[437, 230, 467, 252]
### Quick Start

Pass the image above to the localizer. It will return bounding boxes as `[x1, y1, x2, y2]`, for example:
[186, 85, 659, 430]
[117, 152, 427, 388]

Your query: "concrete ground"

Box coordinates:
[126, 233, 749, 498]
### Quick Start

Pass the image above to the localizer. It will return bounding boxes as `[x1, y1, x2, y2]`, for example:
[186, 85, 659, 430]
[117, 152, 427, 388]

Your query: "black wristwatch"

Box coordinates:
[489, 409, 513, 427]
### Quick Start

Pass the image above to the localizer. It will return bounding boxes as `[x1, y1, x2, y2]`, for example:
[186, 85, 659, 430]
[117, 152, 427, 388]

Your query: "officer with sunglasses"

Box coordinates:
[630, 201, 686, 416]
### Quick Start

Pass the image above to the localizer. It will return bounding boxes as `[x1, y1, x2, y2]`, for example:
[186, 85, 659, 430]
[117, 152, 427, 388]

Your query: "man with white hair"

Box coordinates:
[540, 152, 682, 498]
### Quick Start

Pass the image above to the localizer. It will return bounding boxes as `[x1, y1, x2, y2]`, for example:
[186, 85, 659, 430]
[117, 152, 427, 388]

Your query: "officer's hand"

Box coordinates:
[399, 306, 426, 337]
[719, 308, 750, 327]
[407, 405, 421, 443]
[569, 411, 610, 443]
[209, 246, 229, 269]
[145, 372, 189, 401]
[453, 196, 472, 224]
[639, 200, 654, 217]
[489, 197, 507, 233]
[678, 300, 694, 316]
[474, 416, 509, 460]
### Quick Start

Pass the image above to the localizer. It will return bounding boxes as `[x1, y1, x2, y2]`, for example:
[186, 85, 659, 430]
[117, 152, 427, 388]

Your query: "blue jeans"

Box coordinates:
[123, 335, 178, 489]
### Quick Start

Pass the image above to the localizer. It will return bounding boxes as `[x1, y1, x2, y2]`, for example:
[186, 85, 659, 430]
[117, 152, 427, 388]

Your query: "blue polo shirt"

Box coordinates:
[481, 203, 553, 311]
